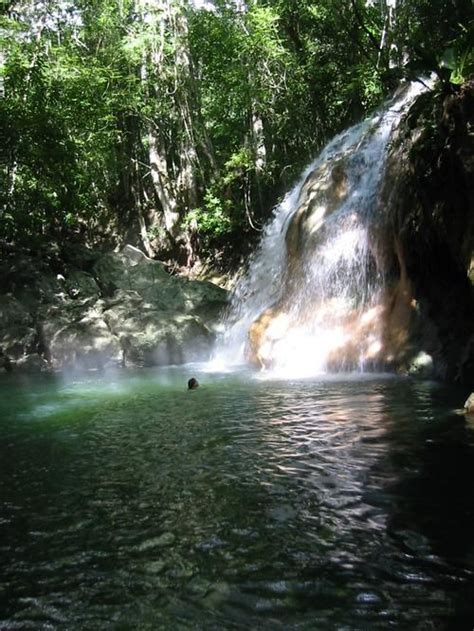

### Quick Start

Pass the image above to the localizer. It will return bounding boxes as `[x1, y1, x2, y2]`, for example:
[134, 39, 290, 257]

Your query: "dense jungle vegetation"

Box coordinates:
[0, 0, 473, 271]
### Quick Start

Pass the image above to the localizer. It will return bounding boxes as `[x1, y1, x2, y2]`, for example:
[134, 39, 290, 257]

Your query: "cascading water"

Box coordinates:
[211, 82, 430, 377]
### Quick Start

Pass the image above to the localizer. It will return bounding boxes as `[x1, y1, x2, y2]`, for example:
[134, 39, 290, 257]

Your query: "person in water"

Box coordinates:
[188, 377, 199, 390]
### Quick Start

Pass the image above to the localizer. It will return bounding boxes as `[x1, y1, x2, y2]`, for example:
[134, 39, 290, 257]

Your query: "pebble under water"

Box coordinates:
[1, 367, 474, 629]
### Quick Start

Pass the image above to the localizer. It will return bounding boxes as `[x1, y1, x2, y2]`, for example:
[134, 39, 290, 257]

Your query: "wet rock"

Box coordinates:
[247, 306, 282, 368]
[408, 351, 435, 378]
[0, 350, 13, 372]
[0, 295, 39, 364]
[0, 295, 33, 330]
[0, 326, 38, 360]
[15, 354, 50, 373]
[464, 393, 474, 414]
[247, 80, 474, 381]
[380, 79, 474, 382]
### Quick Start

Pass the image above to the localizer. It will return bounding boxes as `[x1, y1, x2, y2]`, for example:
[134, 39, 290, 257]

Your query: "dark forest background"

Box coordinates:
[1, 0, 472, 271]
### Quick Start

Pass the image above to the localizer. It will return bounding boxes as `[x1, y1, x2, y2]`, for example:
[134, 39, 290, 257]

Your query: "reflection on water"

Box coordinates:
[0, 368, 473, 629]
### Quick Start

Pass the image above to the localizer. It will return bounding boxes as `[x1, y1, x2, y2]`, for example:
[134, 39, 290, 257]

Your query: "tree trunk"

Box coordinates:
[377, 0, 398, 69]
[147, 125, 180, 237]
[171, 3, 200, 210]
[252, 109, 267, 174]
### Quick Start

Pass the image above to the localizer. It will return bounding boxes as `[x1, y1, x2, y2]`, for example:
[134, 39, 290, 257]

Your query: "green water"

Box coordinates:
[1, 367, 474, 629]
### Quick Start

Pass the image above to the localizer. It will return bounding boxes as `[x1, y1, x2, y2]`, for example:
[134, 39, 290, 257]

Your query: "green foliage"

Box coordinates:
[222, 148, 253, 185]
[440, 45, 474, 85]
[389, 0, 474, 89]
[1, 0, 471, 264]
[186, 191, 232, 244]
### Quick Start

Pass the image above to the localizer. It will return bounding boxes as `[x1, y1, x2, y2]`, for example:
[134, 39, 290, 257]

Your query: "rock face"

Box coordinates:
[465, 393, 474, 414]
[246, 80, 474, 383]
[0, 245, 228, 372]
[379, 80, 474, 382]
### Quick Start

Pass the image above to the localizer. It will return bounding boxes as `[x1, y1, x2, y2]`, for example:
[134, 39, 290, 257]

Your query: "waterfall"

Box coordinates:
[211, 82, 430, 377]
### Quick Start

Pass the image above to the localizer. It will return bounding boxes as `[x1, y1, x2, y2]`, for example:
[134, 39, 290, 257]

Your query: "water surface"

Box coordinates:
[1, 368, 474, 629]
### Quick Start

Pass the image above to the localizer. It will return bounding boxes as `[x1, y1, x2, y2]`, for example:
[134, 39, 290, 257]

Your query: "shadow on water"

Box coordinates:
[1, 369, 474, 629]
[376, 382, 474, 629]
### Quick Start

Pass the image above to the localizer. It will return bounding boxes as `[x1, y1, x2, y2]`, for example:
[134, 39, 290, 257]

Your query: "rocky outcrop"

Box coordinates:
[0, 245, 228, 372]
[246, 80, 474, 383]
[379, 80, 474, 382]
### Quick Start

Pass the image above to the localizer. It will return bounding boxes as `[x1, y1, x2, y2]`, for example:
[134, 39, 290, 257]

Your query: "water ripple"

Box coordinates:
[0, 370, 473, 628]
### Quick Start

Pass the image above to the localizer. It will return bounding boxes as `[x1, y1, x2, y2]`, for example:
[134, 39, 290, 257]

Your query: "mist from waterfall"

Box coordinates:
[211, 82, 430, 377]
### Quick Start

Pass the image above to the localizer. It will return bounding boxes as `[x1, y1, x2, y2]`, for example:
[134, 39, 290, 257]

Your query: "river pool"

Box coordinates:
[1, 367, 474, 629]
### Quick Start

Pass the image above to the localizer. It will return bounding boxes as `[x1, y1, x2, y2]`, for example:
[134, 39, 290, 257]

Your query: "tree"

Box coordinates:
[1, 0, 471, 268]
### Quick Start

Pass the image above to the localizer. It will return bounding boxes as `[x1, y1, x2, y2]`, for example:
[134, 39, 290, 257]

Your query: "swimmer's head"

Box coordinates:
[187, 377, 199, 390]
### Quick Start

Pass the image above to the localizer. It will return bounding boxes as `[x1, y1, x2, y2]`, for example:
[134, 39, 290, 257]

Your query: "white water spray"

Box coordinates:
[211, 82, 430, 377]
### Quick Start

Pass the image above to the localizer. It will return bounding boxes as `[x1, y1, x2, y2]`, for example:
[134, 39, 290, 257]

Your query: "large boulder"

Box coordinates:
[103, 292, 214, 366]
[172, 277, 229, 321]
[90, 248, 228, 367]
[0, 295, 38, 362]
[92, 250, 169, 297]
[0, 245, 229, 373]
[42, 301, 121, 370]
[93, 248, 227, 315]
